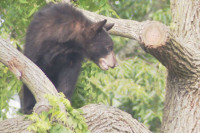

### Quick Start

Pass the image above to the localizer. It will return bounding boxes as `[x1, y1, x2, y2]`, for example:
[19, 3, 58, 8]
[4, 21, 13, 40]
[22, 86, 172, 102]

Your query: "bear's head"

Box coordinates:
[83, 19, 118, 70]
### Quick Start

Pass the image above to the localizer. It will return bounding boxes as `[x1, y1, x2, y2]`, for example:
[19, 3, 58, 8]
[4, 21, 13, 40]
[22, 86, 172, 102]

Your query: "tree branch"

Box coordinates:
[82, 104, 151, 133]
[0, 104, 151, 133]
[0, 116, 32, 133]
[77, 3, 200, 78]
[0, 37, 65, 113]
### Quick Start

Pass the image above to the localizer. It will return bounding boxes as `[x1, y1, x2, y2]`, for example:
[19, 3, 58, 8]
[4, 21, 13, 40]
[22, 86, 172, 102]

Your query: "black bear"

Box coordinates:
[21, 3, 118, 114]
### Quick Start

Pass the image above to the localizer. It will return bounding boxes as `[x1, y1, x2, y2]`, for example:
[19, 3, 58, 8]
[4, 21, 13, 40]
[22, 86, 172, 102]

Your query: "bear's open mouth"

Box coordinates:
[98, 51, 118, 70]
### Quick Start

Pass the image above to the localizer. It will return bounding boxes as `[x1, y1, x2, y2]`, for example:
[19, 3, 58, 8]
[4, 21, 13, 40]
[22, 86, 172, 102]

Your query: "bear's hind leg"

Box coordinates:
[20, 85, 36, 114]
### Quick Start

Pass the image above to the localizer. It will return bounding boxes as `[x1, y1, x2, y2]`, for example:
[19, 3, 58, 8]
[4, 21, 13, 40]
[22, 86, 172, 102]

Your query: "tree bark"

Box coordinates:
[161, 0, 200, 132]
[0, 116, 32, 133]
[82, 104, 151, 133]
[0, 38, 66, 114]
[0, 104, 151, 133]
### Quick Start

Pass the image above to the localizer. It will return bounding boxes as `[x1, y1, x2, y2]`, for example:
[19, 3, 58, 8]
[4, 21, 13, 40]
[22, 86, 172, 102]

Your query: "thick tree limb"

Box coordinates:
[82, 104, 151, 133]
[79, 8, 168, 45]
[0, 104, 151, 133]
[0, 116, 32, 133]
[0, 37, 66, 114]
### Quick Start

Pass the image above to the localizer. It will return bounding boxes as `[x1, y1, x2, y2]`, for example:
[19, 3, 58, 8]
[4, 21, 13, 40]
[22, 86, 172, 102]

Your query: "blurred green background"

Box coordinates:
[0, 0, 170, 132]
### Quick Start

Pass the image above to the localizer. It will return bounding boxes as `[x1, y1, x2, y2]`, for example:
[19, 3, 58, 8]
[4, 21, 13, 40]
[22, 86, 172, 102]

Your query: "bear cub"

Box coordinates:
[21, 3, 118, 114]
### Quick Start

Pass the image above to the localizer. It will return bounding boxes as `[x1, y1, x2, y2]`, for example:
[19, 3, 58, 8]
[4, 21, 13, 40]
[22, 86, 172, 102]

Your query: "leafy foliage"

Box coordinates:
[109, 0, 171, 24]
[0, 62, 22, 119]
[74, 0, 119, 18]
[27, 93, 89, 133]
[0, 0, 46, 45]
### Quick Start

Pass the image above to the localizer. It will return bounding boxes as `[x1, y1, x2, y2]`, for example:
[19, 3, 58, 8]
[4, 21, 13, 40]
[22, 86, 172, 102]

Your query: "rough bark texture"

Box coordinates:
[82, 104, 151, 133]
[0, 116, 32, 133]
[0, 104, 151, 133]
[161, 0, 200, 132]
[0, 38, 66, 114]
[77, 6, 168, 46]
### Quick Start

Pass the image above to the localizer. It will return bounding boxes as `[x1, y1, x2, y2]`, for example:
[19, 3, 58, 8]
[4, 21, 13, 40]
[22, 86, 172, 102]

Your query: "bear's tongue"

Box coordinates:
[99, 59, 109, 70]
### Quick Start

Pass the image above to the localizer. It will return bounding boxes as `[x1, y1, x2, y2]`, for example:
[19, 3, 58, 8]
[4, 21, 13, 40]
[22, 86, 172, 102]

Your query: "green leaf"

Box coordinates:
[28, 7, 36, 17]
[19, 0, 28, 4]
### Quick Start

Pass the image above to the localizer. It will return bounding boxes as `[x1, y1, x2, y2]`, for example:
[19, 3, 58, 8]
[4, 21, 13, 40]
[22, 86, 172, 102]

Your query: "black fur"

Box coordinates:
[21, 3, 115, 114]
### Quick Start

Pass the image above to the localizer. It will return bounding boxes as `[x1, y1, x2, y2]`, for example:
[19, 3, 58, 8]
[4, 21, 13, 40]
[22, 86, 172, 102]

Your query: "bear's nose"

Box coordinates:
[106, 51, 118, 69]
[110, 52, 118, 68]
[98, 51, 118, 70]
[111, 61, 118, 68]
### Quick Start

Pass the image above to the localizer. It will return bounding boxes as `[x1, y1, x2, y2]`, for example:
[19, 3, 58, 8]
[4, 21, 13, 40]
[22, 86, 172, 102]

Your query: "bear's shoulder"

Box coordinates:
[34, 3, 87, 24]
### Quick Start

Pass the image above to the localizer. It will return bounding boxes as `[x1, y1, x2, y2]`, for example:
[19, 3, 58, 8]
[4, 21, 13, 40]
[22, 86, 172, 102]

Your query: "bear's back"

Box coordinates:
[24, 3, 90, 61]
[34, 3, 86, 24]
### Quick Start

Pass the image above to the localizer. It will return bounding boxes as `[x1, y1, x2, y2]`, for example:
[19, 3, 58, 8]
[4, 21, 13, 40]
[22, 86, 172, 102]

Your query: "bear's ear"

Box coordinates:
[85, 19, 107, 39]
[91, 19, 107, 32]
[104, 23, 114, 31]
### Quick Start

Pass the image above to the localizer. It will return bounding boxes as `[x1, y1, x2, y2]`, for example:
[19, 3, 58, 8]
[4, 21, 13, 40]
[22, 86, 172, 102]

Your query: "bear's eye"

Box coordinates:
[106, 45, 113, 52]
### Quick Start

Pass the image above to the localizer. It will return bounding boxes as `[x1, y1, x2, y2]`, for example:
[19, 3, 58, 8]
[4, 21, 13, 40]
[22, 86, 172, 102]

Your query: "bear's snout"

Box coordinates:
[98, 51, 118, 70]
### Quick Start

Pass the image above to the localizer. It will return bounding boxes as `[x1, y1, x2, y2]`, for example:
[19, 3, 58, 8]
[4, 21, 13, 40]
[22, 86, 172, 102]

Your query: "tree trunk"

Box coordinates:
[161, 0, 200, 132]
